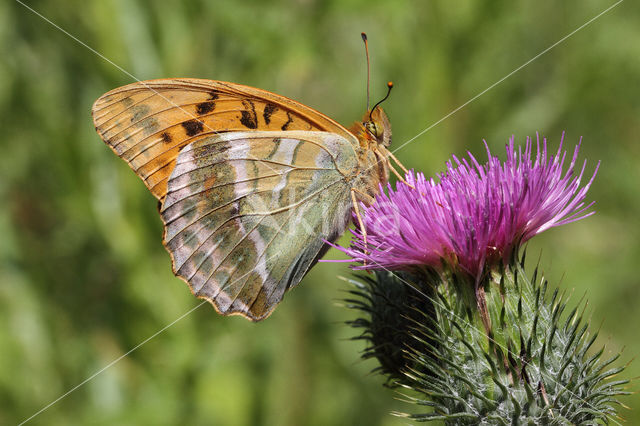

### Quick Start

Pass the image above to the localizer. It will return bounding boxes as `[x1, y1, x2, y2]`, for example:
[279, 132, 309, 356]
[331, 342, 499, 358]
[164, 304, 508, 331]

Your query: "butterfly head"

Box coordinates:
[362, 81, 393, 147]
[363, 106, 392, 147]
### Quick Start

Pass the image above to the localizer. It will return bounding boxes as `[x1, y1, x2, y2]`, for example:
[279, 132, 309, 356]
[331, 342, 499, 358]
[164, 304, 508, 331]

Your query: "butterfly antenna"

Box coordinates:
[361, 32, 370, 111]
[369, 81, 393, 122]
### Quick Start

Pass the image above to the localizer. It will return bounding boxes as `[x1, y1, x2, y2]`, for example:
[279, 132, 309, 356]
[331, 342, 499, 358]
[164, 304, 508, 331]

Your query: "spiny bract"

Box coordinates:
[344, 253, 629, 424]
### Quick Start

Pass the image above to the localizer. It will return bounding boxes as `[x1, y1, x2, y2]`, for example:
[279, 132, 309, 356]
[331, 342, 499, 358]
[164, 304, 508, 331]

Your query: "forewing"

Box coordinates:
[92, 78, 355, 201]
[161, 131, 358, 321]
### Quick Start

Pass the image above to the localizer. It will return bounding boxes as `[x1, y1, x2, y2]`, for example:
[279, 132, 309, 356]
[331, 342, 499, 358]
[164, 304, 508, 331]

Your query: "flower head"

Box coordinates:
[335, 134, 599, 281]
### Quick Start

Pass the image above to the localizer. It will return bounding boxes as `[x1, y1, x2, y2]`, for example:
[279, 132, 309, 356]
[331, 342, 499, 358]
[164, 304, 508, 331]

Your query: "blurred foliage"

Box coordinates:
[1, 0, 638, 425]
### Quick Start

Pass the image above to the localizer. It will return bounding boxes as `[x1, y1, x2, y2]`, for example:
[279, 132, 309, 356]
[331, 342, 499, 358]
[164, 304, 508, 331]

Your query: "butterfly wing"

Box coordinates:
[91, 78, 355, 201]
[161, 130, 358, 320]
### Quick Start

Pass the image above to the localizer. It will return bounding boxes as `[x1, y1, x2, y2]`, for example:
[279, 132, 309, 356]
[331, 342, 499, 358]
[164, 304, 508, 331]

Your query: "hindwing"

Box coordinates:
[161, 131, 358, 320]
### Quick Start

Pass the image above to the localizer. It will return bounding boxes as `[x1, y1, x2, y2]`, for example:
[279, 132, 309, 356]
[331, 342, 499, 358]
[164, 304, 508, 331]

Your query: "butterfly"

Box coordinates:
[92, 74, 406, 321]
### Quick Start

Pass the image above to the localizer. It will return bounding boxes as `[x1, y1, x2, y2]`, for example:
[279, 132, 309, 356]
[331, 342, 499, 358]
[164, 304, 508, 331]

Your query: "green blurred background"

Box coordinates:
[1, 0, 639, 424]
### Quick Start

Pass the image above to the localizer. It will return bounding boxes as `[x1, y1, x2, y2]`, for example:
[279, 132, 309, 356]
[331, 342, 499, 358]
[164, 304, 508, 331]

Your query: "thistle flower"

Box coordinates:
[336, 134, 599, 282]
[339, 136, 628, 423]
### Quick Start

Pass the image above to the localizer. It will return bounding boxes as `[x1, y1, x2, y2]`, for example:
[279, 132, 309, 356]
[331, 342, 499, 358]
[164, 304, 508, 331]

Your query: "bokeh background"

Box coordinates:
[1, 0, 639, 424]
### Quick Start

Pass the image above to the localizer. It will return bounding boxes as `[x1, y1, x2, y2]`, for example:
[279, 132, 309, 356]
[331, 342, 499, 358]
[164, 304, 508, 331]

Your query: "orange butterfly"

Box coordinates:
[91, 37, 406, 321]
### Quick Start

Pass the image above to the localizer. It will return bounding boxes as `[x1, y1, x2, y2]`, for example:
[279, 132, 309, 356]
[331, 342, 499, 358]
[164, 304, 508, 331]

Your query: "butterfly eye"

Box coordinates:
[365, 121, 382, 138]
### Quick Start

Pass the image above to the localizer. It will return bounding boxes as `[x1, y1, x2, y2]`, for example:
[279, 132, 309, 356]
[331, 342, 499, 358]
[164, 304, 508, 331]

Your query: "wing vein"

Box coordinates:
[94, 91, 159, 128]
[225, 207, 299, 311]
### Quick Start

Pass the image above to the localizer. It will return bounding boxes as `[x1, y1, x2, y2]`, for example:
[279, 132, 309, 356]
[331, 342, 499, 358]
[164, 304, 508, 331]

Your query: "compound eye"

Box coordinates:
[365, 121, 382, 138]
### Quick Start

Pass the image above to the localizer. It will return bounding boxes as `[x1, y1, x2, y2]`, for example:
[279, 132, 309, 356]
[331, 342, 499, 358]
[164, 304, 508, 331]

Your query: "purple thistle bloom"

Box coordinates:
[332, 134, 599, 282]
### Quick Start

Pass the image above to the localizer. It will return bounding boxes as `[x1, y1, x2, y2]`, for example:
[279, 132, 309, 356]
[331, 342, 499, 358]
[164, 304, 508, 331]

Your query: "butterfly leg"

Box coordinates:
[377, 147, 415, 189]
[385, 148, 409, 174]
[387, 159, 415, 188]
[351, 188, 375, 266]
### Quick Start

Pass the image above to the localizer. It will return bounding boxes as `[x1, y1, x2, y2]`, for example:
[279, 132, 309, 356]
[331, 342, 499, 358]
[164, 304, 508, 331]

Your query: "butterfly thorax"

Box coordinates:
[348, 106, 392, 201]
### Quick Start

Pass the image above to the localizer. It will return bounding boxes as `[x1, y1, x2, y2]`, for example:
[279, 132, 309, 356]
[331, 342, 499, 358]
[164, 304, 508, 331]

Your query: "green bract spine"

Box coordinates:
[344, 253, 630, 424]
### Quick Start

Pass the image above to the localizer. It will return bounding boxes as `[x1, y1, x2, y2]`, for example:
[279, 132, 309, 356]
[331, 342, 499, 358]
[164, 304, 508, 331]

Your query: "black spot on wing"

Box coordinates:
[196, 101, 216, 115]
[281, 111, 294, 131]
[208, 91, 220, 100]
[182, 119, 204, 136]
[240, 100, 258, 129]
[263, 103, 277, 125]
[161, 132, 172, 143]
